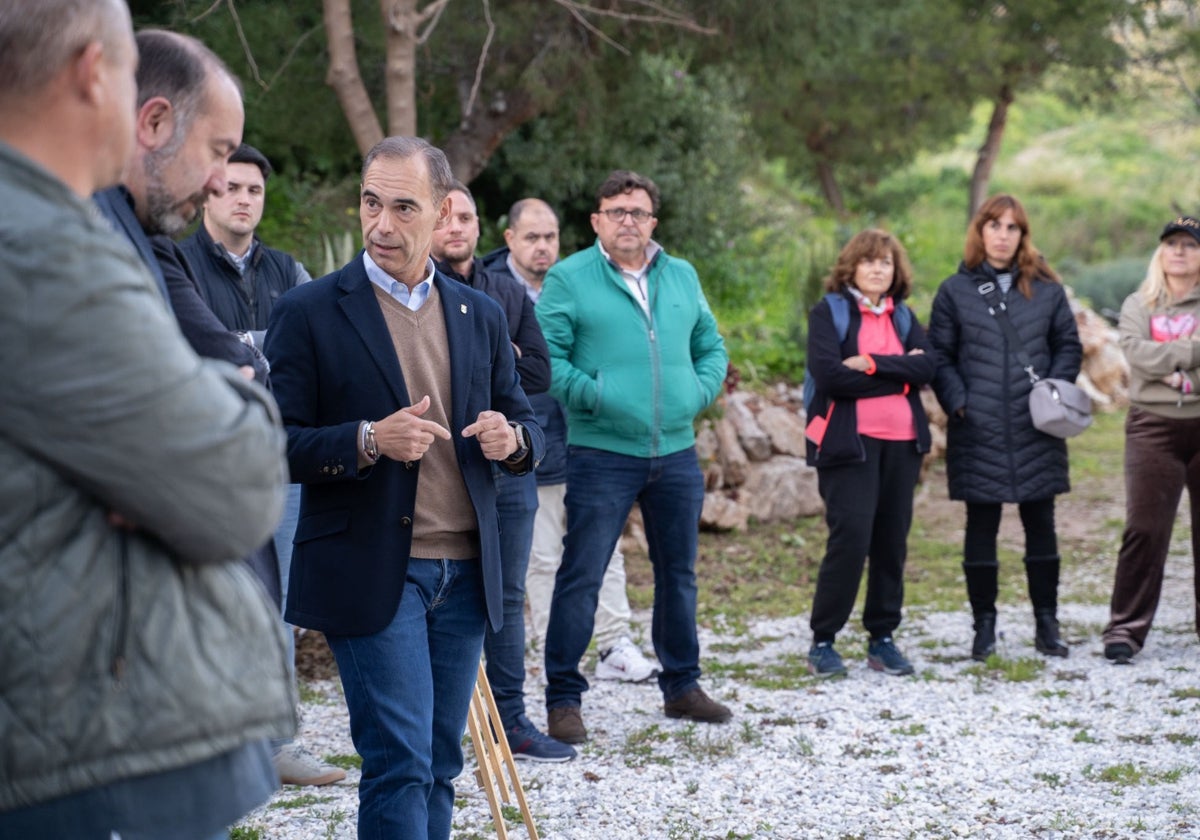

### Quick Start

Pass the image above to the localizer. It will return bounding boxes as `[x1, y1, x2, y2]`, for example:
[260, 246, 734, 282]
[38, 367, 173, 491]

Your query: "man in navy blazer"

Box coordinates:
[264, 136, 543, 840]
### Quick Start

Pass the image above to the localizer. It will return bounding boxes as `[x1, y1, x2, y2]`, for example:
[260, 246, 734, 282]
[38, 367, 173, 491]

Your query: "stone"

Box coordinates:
[756, 405, 807, 457]
[715, 415, 750, 487]
[725, 391, 773, 461]
[701, 491, 749, 531]
[739, 456, 823, 521]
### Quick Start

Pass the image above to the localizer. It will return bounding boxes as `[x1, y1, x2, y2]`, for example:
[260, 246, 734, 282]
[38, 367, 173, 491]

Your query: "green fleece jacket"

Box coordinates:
[536, 240, 727, 458]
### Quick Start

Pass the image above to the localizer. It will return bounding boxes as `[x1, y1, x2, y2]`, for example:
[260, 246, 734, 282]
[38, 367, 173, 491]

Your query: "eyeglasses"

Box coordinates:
[599, 208, 654, 223]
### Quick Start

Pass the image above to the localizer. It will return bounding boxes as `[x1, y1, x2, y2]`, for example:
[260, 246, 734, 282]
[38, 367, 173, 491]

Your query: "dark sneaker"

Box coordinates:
[547, 705, 587, 744]
[1104, 642, 1134, 665]
[807, 641, 847, 678]
[663, 687, 732, 723]
[506, 717, 576, 763]
[867, 637, 915, 676]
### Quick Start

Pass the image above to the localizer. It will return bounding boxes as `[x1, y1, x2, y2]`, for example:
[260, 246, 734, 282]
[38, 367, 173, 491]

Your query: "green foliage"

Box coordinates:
[148, 1, 362, 178]
[475, 52, 756, 260]
[695, 0, 982, 209]
[255, 172, 360, 272]
[1066, 255, 1147, 320]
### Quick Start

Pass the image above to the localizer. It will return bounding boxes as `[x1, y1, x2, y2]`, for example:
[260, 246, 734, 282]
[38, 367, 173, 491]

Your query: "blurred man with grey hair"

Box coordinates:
[0, 2, 294, 837]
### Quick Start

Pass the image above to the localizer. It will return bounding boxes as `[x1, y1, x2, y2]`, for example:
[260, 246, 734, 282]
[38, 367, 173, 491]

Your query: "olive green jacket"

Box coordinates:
[0, 143, 295, 810]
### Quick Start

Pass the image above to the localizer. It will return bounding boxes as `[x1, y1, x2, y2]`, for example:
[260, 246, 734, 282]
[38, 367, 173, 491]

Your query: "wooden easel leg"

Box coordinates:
[469, 661, 541, 839]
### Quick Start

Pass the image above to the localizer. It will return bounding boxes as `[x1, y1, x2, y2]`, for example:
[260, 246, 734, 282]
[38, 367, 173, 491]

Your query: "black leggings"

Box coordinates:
[963, 498, 1058, 567]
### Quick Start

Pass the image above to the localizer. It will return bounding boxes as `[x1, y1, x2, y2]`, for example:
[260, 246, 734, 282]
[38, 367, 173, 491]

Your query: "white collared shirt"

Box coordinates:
[362, 252, 435, 311]
[599, 240, 662, 316]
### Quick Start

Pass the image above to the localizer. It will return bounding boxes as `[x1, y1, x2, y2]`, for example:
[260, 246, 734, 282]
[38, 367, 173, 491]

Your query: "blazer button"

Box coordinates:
[405, 461, 415, 470]
[400, 516, 412, 527]
[321, 466, 330, 475]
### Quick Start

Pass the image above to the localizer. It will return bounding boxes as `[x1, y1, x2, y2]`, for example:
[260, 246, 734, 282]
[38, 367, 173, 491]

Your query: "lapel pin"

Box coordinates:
[460, 304, 467, 314]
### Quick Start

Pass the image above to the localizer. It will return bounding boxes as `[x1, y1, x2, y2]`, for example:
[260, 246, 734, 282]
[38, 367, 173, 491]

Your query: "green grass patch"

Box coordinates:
[325, 753, 362, 770]
[270, 793, 334, 810]
[1084, 762, 1194, 787]
[230, 827, 264, 840]
[965, 655, 1047, 683]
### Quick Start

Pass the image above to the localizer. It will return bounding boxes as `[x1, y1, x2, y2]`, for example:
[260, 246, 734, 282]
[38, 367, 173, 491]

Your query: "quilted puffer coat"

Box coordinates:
[0, 142, 295, 811]
[928, 261, 1082, 503]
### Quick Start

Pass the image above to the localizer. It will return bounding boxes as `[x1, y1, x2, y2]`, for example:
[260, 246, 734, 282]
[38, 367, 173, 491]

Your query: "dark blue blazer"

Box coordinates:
[263, 253, 543, 637]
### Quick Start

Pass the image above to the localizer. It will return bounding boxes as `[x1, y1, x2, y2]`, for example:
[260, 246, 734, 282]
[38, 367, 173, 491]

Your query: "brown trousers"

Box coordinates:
[1104, 407, 1200, 652]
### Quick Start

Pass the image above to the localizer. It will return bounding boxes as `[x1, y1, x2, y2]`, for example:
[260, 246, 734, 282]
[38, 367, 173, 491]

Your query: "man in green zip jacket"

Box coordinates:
[536, 169, 731, 744]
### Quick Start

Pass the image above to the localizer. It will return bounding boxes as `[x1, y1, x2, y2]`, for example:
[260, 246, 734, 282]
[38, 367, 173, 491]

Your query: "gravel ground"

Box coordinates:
[239, 556, 1200, 840]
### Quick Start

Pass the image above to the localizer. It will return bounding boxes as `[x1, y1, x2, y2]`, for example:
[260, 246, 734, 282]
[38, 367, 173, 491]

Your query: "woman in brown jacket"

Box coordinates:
[1104, 216, 1200, 664]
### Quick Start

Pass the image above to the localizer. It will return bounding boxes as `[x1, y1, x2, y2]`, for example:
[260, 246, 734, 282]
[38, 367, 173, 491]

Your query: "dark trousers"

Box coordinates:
[962, 496, 1058, 616]
[810, 437, 923, 643]
[1104, 407, 1200, 653]
[483, 469, 538, 728]
[963, 498, 1058, 567]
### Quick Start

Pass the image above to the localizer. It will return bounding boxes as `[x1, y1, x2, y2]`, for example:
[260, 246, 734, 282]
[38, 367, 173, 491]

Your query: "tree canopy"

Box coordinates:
[134, 0, 1175, 221]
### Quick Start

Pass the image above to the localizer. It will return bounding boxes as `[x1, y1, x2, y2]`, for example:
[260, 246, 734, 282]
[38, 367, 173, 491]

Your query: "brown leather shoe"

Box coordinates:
[547, 705, 588, 744]
[663, 687, 732, 723]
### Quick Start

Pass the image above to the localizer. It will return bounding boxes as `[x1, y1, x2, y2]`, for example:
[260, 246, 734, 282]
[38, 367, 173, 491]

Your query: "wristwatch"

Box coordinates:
[505, 421, 530, 463]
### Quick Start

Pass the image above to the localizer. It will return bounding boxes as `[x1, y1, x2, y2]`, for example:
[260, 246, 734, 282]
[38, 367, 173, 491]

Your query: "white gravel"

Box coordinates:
[240, 557, 1200, 840]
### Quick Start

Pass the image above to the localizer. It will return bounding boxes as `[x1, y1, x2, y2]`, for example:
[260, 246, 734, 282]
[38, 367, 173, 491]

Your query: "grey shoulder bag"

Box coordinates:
[977, 281, 1092, 438]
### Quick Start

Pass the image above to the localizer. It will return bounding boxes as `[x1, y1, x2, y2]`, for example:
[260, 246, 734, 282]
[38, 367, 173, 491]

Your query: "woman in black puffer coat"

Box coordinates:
[928, 194, 1083, 662]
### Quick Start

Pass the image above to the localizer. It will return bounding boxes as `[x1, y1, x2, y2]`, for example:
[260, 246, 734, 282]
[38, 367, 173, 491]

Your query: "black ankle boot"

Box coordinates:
[972, 612, 996, 661]
[1034, 609, 1069, 658]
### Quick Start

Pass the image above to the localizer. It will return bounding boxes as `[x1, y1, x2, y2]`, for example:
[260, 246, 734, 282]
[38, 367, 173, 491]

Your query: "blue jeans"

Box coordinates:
[326, 558, 486, 840]
[270, 483, 302, 752]
[273, 483, 302, 607]
[483, 469, 538, 728]
[545, 446, 704, 708]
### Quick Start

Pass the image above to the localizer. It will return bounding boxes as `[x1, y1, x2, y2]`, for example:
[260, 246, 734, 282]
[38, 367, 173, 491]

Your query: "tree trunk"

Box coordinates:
[441, 89, 542, 183]
[968, 85, 1014, 221]
[814, 160, 846, 216]
[323, 0, 383, 156]
[380, 0, 419, 137]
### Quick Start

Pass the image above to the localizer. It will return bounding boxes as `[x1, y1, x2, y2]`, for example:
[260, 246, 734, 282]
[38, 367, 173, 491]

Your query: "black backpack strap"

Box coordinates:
[977, 281, 1039, 385]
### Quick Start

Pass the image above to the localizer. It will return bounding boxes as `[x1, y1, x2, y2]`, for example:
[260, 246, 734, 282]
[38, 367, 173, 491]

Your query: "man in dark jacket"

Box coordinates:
[92, 30, 267, 383]
[265, 136, 543, 840]
[430, 183, 575, 763]
[178, 143, 342, 788]
[180, 143, 312, 349]
[91, 28, 333, 787]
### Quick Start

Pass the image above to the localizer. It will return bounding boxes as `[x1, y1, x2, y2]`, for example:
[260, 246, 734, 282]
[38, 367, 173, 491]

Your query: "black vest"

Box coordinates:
[179, 224, 302, 331]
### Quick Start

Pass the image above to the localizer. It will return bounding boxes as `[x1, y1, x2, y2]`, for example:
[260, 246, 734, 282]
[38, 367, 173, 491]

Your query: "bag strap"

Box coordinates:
[977, 281, 1040, 385]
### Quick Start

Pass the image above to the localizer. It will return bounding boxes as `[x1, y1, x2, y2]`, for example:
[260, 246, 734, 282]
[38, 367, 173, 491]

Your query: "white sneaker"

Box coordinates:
[273, 743, 347, 786]
[595, 637, 660, 683]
